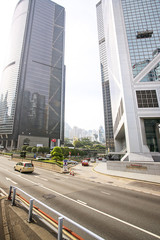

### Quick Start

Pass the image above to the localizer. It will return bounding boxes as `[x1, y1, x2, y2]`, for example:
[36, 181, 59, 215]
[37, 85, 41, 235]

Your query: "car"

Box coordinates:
[36, 156, 45, 160]
[67, 160, 78, 165]
[90, 158, 96, 163]
[82, 160, 89, 166]
[14, 162, 34, 173]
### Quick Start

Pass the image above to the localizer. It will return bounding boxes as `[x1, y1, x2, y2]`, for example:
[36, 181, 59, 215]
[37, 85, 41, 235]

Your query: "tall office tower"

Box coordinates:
[96, 0, 160, 161]
[0, 0, 65, 149]
[96, 1, 114, 152]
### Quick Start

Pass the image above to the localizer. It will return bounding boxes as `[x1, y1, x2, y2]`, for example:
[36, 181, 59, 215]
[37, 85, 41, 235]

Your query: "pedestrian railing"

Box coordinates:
[8, 186, 105, 240]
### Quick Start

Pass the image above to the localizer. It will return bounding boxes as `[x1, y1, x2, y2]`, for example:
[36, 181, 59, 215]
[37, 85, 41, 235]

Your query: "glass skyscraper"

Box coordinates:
[96, 0, 160, 161]
[0, 0, 65, 149]
[96, 1, 114, 151]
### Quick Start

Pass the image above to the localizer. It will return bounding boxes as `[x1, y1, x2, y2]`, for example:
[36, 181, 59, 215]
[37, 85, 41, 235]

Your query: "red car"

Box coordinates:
[82, 160, 89, 166]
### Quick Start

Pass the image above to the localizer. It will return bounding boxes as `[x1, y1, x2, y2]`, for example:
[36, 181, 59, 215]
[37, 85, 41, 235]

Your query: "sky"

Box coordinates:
[0, 0, 104, 131]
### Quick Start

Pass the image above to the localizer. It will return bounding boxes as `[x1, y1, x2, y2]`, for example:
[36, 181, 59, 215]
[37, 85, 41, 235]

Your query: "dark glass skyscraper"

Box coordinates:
[0, 0, 65, 149]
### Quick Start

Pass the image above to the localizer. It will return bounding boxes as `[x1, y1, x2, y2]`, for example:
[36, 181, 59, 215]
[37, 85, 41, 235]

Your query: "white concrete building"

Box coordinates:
[96, 0, 160, 161]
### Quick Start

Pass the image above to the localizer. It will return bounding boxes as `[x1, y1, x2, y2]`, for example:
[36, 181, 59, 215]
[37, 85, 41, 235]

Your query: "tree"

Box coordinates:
[32, 147, 37, 153]
[94, 144, 106, 150]
[73, 140, 83, 148]
[64, 138, 74, 147]
[51, 147, 63, 161]
[61, 147, 70, 157]
[26, 146, 32, 152]
[37, 147, 43, 154]
[81, 138, 93, 148]
[43, 147, 50, 153]
[21, 145, 28, 151]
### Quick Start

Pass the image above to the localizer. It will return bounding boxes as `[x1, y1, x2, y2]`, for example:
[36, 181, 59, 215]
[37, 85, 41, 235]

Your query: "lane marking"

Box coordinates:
[101, 191, 111, 195]
[18, 178, 160, 239]
[0, 188, 7, 196]
[2, 168, 160, 239]
[6, 177, 17, 184]
[35, 176, 48, 181]
[77, 200, 87, 205]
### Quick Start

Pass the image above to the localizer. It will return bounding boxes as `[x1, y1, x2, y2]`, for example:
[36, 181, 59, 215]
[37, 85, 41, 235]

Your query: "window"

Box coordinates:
[136, 30, 153, 39]
[136, 90, 158, 108]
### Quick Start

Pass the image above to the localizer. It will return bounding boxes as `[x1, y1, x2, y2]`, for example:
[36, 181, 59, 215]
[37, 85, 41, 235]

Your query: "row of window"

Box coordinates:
[136, 90, 159, 108]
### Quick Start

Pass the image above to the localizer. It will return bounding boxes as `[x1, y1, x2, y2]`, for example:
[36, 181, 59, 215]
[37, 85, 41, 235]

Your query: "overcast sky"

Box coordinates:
[0, 0, 104, 131]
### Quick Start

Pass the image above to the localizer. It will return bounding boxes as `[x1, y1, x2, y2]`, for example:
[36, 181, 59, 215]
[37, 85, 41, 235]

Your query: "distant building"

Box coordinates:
[99, 126, 105, 143]
[65, 123, 99, 142]
[96, 0, 160, 161]
[0, 0, 65, 149]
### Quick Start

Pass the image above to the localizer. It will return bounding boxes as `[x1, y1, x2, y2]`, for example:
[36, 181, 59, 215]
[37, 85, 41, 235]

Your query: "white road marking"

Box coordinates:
[101, 191, 111, 195]
[35, 176, 48, 181]
[37, 183, 43, 187]
[2, 168, 160, 239]
[77, 200, 87, 205]
[6, 177, 17, 184]
[0, 188, 7, 196]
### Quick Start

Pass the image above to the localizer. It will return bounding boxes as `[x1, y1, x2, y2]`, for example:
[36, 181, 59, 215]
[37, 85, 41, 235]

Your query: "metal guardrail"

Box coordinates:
[8, 186, 105, 240]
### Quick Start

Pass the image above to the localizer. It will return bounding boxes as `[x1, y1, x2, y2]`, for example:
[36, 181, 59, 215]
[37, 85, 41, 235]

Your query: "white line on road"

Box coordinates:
[77, 200, 87, 205]
[35, 176, 48, 181]
[0, 188, 7, 196]
[2, 168, 160, 239]
[101, 191, 111, 195]
[6, 177, 17, 184]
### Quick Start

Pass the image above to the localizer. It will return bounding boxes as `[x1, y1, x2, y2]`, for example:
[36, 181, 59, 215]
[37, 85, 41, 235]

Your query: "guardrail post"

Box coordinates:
[8, 186, 12, 200]
[28, 199, 34, 223]
[58, 216, 63, 240]
[11, 187, 16, 206]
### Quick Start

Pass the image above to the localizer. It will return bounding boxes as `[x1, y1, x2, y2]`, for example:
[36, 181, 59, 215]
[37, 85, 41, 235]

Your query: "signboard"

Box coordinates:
[63, 159, 68, 166]
[63, 159, 68, 172]
[37, 144, 43, 147]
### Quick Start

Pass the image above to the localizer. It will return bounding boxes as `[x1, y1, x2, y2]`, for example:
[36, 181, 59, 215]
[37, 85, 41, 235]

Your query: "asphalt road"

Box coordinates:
[0, 157, 160, 240]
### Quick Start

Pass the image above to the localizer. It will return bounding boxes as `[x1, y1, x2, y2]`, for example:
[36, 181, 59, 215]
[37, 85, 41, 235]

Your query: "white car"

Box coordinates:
[36, 156, 44, 160]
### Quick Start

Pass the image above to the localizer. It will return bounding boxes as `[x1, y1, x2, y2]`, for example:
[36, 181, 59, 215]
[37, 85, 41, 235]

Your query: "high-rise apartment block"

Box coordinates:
[0, 0, 65, 149]
[96, 0, 160, 161]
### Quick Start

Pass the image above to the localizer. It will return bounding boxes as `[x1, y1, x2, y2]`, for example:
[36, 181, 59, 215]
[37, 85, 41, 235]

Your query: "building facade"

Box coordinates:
[96, 0, 160, 161]
[96, 2, 114, 151]
[0, 0, 65, 149]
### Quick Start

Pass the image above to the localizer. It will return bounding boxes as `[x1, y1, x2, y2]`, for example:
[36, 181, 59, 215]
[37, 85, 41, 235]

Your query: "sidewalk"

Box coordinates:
[0, 195, 57, 240]
[94, 162, 160, 184]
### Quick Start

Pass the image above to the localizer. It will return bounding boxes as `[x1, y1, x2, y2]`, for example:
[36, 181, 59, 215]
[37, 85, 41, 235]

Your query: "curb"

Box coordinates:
[92, 165, 160, 186]
[1, 198, 10, 240]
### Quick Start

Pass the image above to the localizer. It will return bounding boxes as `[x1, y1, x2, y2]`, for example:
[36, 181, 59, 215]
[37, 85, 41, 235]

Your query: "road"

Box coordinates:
[0, 157, 160, 240]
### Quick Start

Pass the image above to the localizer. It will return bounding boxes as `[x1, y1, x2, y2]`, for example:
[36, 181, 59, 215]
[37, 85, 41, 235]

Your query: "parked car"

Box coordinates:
[14, 162, 34, 173]
[82, 160, 89, 166]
